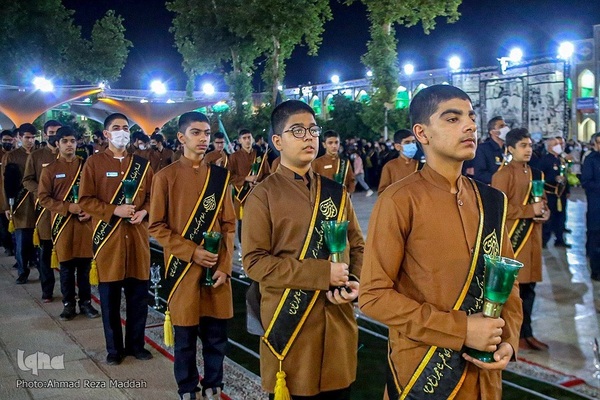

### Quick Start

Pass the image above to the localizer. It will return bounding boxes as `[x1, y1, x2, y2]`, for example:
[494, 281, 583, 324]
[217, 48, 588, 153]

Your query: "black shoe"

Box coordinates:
[60, 303, 77, 321]
[125, 348, 153, 361]
[106, 353, 124, 365]
[79, 301, 100, 319]
[554, 242, 572, 248]
[16, 270, 30, 284]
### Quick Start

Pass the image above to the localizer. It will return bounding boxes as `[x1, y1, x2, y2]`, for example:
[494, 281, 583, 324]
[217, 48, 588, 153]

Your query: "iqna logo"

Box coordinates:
[17, 350, 64, 376]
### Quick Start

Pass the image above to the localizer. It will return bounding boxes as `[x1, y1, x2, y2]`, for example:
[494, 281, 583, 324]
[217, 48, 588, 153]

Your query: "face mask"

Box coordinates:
[47, 136, 58, 147]
[401, 143, 418, 159]
[531, 132, 543, 143]
[2, 143, 12, 151]
[498, 126, 510, 141]
[109, 130, 129, 149]
[151, 145, 158, 150]
[551, 144, 563, 154]
[139, 144, 147, 151]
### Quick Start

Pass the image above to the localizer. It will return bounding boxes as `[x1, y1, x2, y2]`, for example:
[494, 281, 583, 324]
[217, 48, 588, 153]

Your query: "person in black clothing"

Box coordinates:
[471, 116, 510, 184]
[581, 132, 600, 279]
[532, 134, 570, 248]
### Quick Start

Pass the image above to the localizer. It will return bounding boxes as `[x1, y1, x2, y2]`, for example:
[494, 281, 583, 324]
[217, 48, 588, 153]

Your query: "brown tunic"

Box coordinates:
[203, 150, 228, 168]
[270, 156, 280, 172]
[0, 148, 8, 208]
[242, 165, 365, 396]
[79, 149, 153, 282]
[228, 148, 270, 219]
[312, 154, 356, 193]
[2, 147, 35, 229]
[149, 157, 235, 326]
[38, 157, 93, 262]
[360, 165, 522, 400]
[151, 147, 173, 172]
[23, 146, 58, 240]
[92, 142, 109, 154]
[377, 156, 418, 195]
[491, 162, 544, 283]
[172, 150, 183, 162]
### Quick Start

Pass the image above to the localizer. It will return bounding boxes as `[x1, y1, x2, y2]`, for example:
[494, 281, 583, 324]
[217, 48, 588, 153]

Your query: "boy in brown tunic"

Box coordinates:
[150, 132, 173, 171]
[243, 100, 364, 399]
[23, 120, 61, 302]
[377, 129, 419, 194]
[150, 112, 235, 400]
[360, 85, 522, 400]
[38, 126, 99, 321]
[79, 113, 154, 366]
[492, 128, 549, 351]
[3, 123, 37, 284]
[312, 130, 356, 193]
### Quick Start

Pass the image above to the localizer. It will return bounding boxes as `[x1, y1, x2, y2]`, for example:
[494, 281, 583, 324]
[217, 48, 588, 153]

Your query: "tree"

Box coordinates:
[326, 95, 370, 140]
[168, 0, 261, 127]
[0, 0, 131, 85]
[347, 0, 462, 137]
[232, 0, 332, 103]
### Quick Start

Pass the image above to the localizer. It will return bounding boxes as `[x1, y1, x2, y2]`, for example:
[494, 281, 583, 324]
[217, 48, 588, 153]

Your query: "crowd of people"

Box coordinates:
[1, 83, 599, 400]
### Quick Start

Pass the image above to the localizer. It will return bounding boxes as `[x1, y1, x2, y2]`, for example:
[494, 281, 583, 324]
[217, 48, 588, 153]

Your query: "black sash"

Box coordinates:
[92, 155, 150, 259]
[159, 165, 230, 303]
[387, 179, 507, 400]
[234, 151, 266, 204]
[509, 169, 543, 257]
[337, 157, 350, 183]
[51, 160, 83, 246]
[13, 188, 30, 212]
[262, 176, 346, 361]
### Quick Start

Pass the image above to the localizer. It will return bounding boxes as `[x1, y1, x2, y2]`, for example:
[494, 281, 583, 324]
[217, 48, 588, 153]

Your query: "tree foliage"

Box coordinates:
[0, 0, 131, 85]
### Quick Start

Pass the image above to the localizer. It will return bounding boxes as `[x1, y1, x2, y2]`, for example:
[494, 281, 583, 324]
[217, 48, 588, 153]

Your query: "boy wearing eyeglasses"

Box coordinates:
[242, 100, 364, 400]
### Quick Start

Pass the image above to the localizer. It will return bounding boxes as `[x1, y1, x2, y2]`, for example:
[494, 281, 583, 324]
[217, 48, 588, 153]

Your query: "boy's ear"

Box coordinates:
[272, 134, 283, 151]
[413, 124, 429, 146]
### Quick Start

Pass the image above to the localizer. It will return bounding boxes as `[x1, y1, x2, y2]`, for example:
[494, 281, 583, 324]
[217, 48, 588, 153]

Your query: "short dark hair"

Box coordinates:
[92, 130, 105, 139]
[213, 132, 225, 140]
[409, 84, 471, 126]
[151, 133, 165, 143]
[323, 130, 339, 140]
[136, 133, 150, 143]
[178, 111, 209, 132]
[270, 100, 316, 135]
[487, 116, 504, 134]
[43, 120, 62, 134]
[238, 128, 252, 137]
[55, 126, 80, 141]
[18, 123, 37, 136]
[131, 131, 144, 141]
[505, 128, 530, 149]
[104, 113, 129, 130]
[255, 134, 264, 142]
[591, 132, 600, 143]
[1, 130, 14, 139]
[393, 129, 413, 143]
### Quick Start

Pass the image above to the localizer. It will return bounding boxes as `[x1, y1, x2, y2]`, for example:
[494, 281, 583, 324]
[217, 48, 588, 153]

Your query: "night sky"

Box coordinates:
[63, 0, 600, 91]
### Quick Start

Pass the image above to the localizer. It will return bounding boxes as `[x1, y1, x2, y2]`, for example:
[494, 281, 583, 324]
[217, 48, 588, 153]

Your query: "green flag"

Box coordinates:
[217, 117, 234, 154]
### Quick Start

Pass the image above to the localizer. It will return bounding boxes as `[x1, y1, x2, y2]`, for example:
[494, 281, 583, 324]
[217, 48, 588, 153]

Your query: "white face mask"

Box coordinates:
[138, 144, 147, 151]
[109, 130, 129, 149]
[551, 144, 563, 154]
[498, 126, 510, 141]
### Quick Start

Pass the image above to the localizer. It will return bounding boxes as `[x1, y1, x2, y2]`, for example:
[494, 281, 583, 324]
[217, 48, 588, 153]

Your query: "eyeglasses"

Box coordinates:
[284, 125, 322, 139]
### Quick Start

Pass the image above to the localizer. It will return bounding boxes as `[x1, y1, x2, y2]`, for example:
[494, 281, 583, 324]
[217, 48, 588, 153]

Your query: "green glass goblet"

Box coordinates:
[72, 184, 80, 204]
[202, 231, 222, 286]
[531, 180, 545, 203]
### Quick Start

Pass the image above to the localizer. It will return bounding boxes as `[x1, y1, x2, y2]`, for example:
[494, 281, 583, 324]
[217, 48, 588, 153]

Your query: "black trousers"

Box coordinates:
[268, 387, 351, 400]
[589, 230, 600, 279]
[38, 240, 55, 299]
[542, 194, 567, 245]
[14, 228, 34, 276]
[174, 317, 228, 396]
[59, 257, 92, 305]
[519, 282, 536, 338]
[98, 278, 148, 357]
[0, 214, 13, 251]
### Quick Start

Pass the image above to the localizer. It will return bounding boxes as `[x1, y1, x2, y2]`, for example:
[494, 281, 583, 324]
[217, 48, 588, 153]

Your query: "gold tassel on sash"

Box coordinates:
[8, 218, 14, 233]
[33, 228, 40, 247]
[89, 259, 99, 285]
[274, 361, 291, 400]
[557, 198, 563, 212]
[164, 309, 174, 347]
[239, 204, 244, 219]
[51, 248, 59, 269]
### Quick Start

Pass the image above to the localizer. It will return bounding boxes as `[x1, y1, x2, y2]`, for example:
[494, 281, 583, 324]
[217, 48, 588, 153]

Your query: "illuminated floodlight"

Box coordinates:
[150, 80, 167, 95]
[277, 85, 283, 91]
[403, 64, 415, 76]
[331, 74, 340, 84]
[140, 99, 148, 103]
[448, 56, 461, 70]
[366, 70, 373, 77]
[508, 48, 523, 63]
[98, 82, 106, 90]
[558, 42, 575, 60]
[166, 99, 175, 104]
[202, 83, 215, 95]
[33, 77, 54, 92]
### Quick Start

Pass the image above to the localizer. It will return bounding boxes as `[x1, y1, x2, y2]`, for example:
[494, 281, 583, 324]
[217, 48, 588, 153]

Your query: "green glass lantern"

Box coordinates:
[202, 231, 222, 286]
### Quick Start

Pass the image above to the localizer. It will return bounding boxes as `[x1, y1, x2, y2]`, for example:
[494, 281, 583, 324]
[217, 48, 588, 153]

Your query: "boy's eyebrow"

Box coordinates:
[439, 109, 476, 117]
